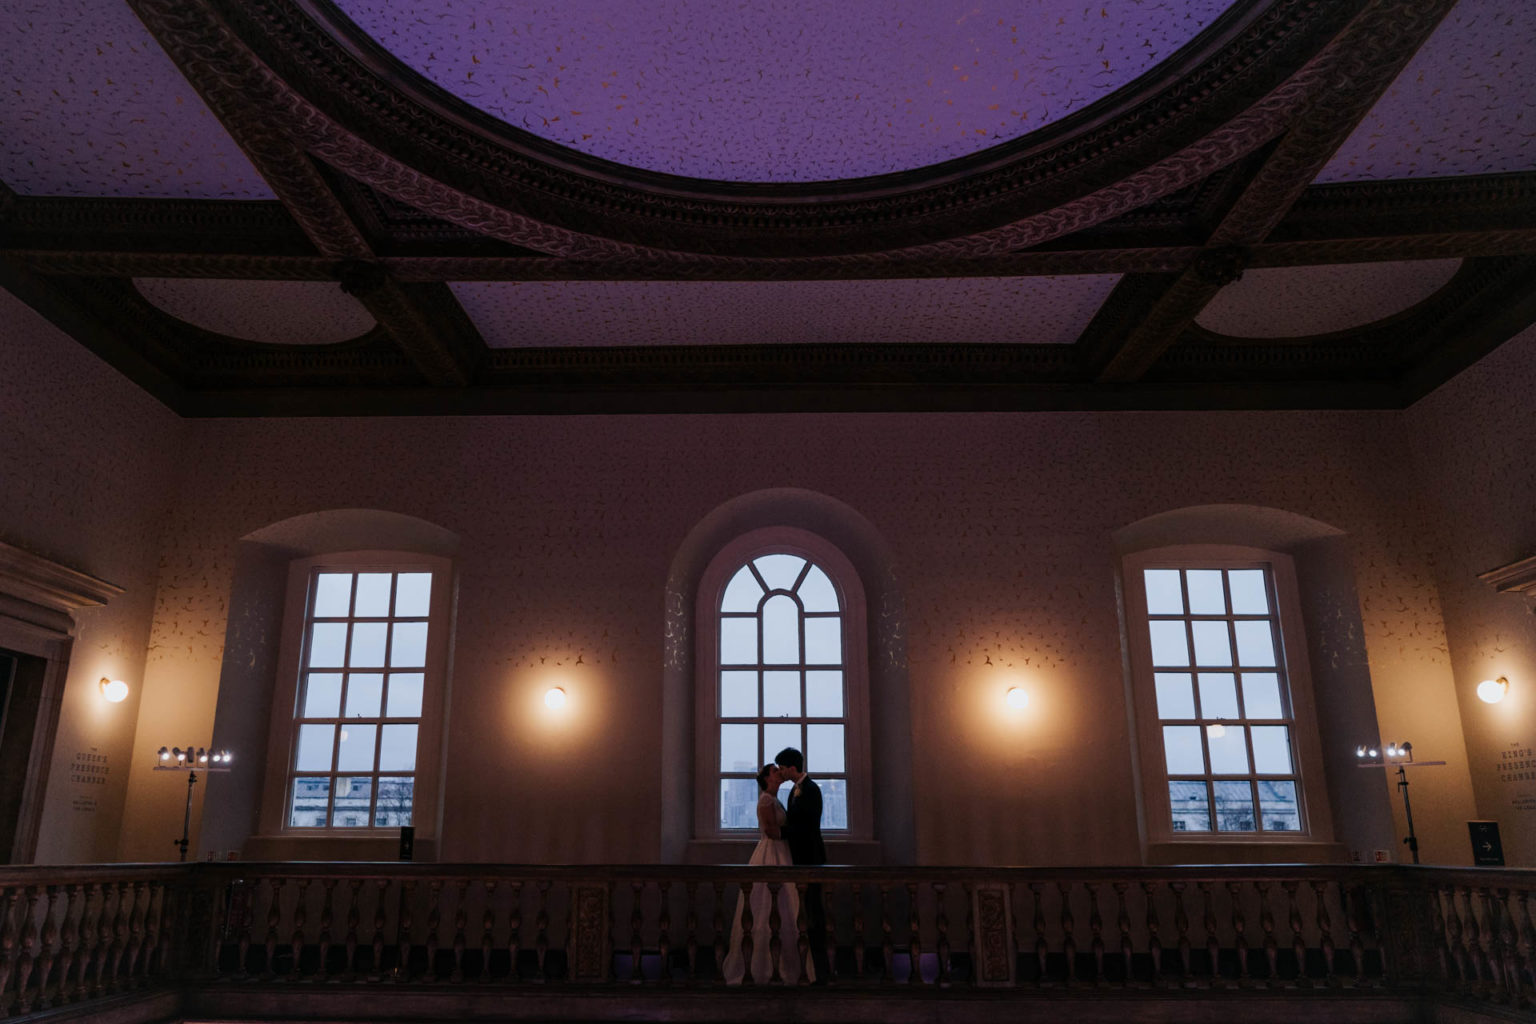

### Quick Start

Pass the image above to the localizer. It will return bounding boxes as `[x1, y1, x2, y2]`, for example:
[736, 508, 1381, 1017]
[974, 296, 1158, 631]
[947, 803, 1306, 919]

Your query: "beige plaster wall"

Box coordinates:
[1404, 321, 1536, 865]
[0, 289, 183, 863]
[115, 402, 1480, 866]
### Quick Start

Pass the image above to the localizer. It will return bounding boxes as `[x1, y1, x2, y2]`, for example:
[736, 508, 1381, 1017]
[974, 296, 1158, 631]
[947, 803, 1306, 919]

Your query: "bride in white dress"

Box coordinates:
[721, 764, 812, 985]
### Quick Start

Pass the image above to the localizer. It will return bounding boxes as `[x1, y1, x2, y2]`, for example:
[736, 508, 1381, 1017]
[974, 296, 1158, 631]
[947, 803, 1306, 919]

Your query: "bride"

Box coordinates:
[721, 763, 813, 985]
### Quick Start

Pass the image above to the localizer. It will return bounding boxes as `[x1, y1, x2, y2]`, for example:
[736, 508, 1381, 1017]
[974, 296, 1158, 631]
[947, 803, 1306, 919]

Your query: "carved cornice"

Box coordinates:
[0, 540, 123, 640]
[1479, 555, 1536, 597]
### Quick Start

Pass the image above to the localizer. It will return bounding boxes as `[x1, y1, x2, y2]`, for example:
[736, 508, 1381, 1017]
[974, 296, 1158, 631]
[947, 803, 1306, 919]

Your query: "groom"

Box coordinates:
[775, 746, 830, 983]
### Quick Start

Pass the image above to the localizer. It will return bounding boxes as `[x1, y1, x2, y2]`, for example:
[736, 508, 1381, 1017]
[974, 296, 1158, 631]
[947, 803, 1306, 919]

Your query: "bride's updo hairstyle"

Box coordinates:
[755, 763, 776, 792]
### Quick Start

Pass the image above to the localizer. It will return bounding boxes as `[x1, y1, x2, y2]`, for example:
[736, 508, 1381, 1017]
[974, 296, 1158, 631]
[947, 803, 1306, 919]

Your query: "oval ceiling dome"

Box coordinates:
[133, 279, 377, 345]
[331, 0, 1237, 183]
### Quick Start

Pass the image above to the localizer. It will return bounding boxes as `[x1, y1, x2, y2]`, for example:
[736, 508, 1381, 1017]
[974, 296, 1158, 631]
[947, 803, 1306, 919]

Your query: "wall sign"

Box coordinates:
[1468, 820, 1505, 866]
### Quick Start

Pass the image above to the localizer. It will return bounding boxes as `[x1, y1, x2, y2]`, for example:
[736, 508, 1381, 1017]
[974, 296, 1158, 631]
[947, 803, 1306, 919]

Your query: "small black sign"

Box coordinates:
[398, 825, 415, 861]
[1468, 820, 1504, 866]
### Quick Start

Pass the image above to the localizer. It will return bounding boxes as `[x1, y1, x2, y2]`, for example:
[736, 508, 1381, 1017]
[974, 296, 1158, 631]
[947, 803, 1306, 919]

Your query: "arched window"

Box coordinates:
[695, 528, 872, 842]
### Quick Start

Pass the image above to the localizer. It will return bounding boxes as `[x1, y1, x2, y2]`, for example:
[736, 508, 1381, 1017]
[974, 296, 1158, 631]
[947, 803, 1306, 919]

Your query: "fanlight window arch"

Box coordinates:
[716, 553, 849, 831]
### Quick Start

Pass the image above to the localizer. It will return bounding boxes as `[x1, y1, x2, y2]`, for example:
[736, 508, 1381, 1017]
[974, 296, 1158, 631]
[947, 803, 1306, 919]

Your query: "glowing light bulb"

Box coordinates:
[545, 687, 568, 709]
[1005, 687, 1029, 710]
[158, 747, 170, 761]
[1477, 677, 1509, 704]
[1355, 745, 1366, 758]
[1368, 748, 1379, 759]
[99, 678, 129, 703]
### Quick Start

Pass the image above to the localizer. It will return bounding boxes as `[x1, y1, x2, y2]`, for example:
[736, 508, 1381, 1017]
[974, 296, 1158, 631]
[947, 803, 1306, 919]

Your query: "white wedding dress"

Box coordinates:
[721, 791, 812, 985]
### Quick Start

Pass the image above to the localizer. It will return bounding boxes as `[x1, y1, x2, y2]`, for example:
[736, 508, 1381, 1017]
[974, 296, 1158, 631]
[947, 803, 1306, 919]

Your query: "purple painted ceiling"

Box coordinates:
[451, 277, 1122, 347]
[331, 0, 1233, 182]
[1196, 260, 1463, 338]
[0, 2, 272, 198]
[134, 280, 376, 344]
[1318, 0, 1536, 183]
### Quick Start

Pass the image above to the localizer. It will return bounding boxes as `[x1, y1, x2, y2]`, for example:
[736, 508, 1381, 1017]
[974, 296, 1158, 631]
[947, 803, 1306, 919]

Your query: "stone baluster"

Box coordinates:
[396, 879, 417, 981]
[824, 883, 837, 986]
[1461, 885, 1485, 992]
[14, 885, 40, 1013]
[289, 878, 309, 978]
[0, 884, 18, 1012]
[55, 885, 82, 1006]
[1498, 888, 1521, 1005]
[1310, 880, 1334, 986]
[711, 882, 726, 981]
[317, 879, 336, 980]
[657, 880, 671, 985]
[107, 881, 132, 991]
[684, 882, 699, 984]
[1114, 883, 1133, 987]
[1198, 882, 1219, 988]
[1228, 882, 1250, 987]
[534, 880, 550, 983]
[630, 880, 646, 984]
[83, 885, 108, 997]
[1343, 882, 1367, 987]
[121, 882, 145, 985]
[879, 884, 894, 984]
[1515, 889, 1535, 1007]
[1478, 887, 1504, 997]
[1283, 881, 1308, 986]
[739, 882, 756, 985]
[1142, 881, 1164, 988]
[451, 879, 469, 982]
[766, 881, 784, 984]
[851, 882, 866, 979]
[1084, 883, 1103, 987]
[342, 880, 361, 979]
[1171, 881, 1191, 984]
[907, 881, 922, 986]
[962, 881, 976, 989]
[93, 882, 118, 994]
[423, 880, 443, 981]
[262, 879, 282, 980]
[507, 881, 523, 982]
[935, 881, 952, 987]
[1257, 882, 1278, 986]
[1030, 882, 1047, 985]
[369, 879, 388, 981]
[479, 881, 496, 983]
[1058, 882, 1076, 987]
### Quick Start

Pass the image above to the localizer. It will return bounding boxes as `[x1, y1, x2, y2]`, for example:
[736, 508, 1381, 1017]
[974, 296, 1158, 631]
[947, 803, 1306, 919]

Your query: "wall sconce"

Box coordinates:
[1477, 676, 1509, 704]
[1005, 687, 1028, 710]
[99, 677, 129, 703]
[544, 687, 568, 709]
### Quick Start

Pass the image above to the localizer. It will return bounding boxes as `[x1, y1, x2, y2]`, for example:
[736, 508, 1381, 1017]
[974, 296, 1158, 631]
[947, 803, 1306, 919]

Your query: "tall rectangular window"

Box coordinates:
[288, 569, 432, 829]
[1141, 566, 1303, 835]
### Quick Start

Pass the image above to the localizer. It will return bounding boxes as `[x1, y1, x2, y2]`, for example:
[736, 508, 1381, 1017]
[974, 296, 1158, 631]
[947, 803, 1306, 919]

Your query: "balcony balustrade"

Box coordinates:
[0, 862, 1529, 1022]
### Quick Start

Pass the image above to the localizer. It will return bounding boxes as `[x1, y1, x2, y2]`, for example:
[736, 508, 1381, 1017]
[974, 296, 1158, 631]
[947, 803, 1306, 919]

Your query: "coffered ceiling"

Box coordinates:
[2, 0, 1535, 415]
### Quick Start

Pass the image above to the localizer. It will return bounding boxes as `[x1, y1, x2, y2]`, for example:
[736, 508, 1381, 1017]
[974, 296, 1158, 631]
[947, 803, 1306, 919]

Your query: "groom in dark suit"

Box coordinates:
[775, 746, 830, 983]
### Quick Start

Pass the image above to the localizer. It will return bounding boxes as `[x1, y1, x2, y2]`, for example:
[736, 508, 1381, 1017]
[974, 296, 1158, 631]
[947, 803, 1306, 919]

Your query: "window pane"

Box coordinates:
[379, 724, 418, 771]
[345, 673, 383, 718]
[1207, 725, 1250, 774]
[295, 724, 335, 772]
[1186, 570, 1226, 614]
[808, 724, 845, 773]
[1251, 726, 1293, 774]
[332, 776, 372, 827]
[720, 618, 757, 665]
[1148, 621, 1189, 667]
[797, 565, 839, 612]
[776, 778, 794, 805]
[720, 671, 757, 717]
[804, 617, 842, 665]
[1153, 673, 1195, 719]
[763, 723, 801, 764]
[806, 670, 844, 717]
[1144, 570, 1184, 614]
[336, 724, 377, 772]
[1213, 781, 1256, 832]
[312, 573, 352, 617]
[1162, 726, 1204, 774]
[762, 670, 799, 717]
[819, 778, 849, 829]
[753, 554, 806, 592]
[354, 573, 392, 617]
[721, 565, 764, 613]
[1228, 569, 1269, 614]
[1168, 781, 1210, 832]
[394, 573, 432, 617]
[1191, 621, 1233, 667]
[719, 778, 760, 830]
[386, 673, 424, 718]
[1258, 780, 1301, 831]
[1241, 673, 1284, 719]
[308, 622, 348, 668]
[720, 724, 758, 772]
[1234, 620, 1277, 667]
[303, 673, 342, 718]
[1197, 673, 1239, 720]
[350, 622, 388, 668]
[289, 777, 331, 827]
[762, 595, 800, 664]
[374, 777, 414, 827]
[390, 622, 429, 668]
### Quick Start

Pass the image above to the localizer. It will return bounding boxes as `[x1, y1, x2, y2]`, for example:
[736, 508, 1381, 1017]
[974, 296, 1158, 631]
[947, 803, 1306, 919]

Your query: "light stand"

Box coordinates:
[1354, 741, 1445, 864]
[154, 746, 233, 861]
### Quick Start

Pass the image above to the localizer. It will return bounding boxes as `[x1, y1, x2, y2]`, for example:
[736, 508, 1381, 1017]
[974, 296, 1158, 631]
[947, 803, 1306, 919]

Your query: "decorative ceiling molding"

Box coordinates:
[1479, 555, 1536, 597]
[0, 540, 124, 640]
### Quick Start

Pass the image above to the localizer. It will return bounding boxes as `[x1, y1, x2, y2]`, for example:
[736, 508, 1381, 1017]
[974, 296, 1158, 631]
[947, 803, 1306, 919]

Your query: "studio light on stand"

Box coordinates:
[1354, 740, 1445, 864]
[153, 745, 233, 862]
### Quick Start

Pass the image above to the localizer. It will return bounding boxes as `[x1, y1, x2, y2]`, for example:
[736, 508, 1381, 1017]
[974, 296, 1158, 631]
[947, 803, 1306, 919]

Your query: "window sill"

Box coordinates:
[685, 839, 883, 866]
[243, 833, 437, 863]
[1145, 840, 1346, 866]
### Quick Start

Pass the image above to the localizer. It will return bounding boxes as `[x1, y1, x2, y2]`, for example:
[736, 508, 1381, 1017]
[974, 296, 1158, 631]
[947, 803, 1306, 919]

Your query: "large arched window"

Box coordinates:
[695, 528, 872, 842]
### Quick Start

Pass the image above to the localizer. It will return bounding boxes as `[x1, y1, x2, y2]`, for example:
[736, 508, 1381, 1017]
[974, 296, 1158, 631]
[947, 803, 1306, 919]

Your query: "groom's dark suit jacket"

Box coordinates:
[783, 777, 827, 866]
